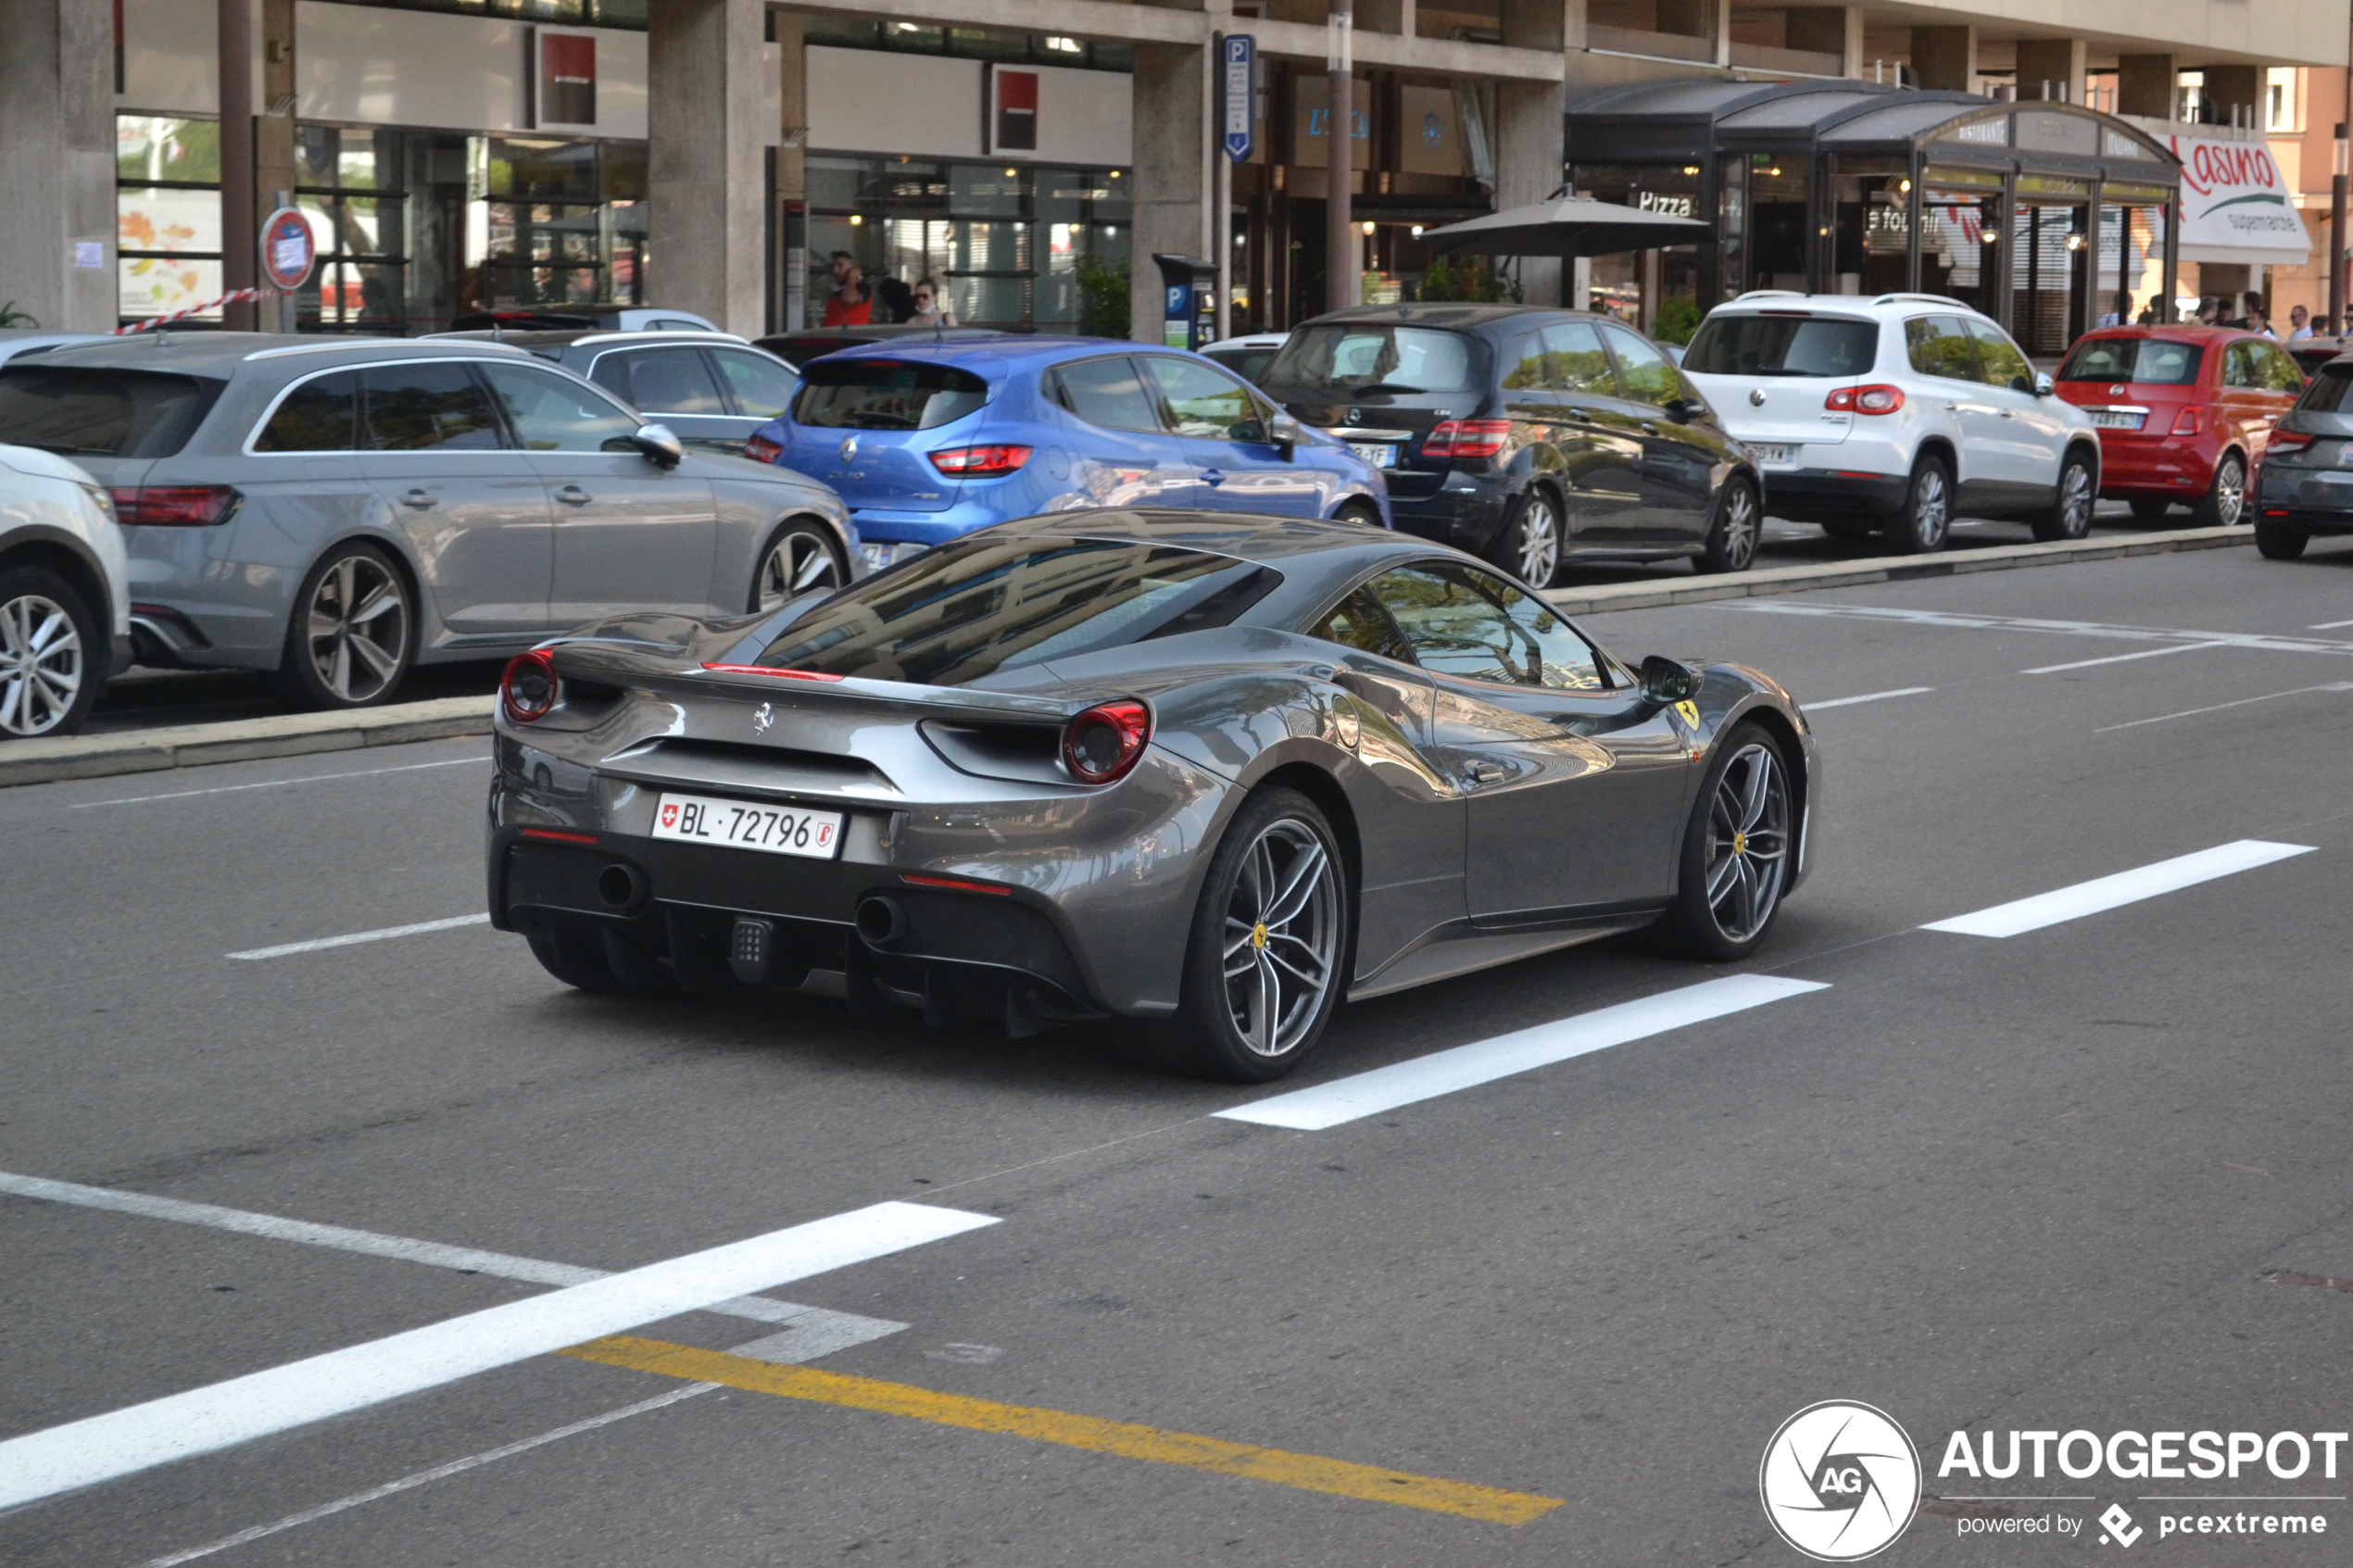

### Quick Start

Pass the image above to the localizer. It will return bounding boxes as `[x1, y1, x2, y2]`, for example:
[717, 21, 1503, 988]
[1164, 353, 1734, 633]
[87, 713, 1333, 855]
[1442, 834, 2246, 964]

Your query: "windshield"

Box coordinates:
[788, 359, 988, 430]
[1264, 325, 1482, 394]
[1682, 315, 1878, 378]
[756, 536, 1277, 686]
[2057, 337, 2204, 386]
[0, 367, 223, 457]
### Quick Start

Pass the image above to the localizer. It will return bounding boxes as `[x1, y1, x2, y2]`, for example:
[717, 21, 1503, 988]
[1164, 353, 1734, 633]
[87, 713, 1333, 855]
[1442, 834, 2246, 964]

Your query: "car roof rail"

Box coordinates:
[1869, 293, 1972, 310]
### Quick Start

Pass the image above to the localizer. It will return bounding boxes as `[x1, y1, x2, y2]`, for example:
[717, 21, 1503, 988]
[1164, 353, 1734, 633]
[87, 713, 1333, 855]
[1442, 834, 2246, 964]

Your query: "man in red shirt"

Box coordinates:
[823, 251, 872, 327]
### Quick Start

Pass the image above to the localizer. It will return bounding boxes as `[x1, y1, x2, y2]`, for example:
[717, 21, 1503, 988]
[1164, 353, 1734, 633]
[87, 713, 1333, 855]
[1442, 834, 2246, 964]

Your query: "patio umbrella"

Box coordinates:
[1421, 195, 1712, 257]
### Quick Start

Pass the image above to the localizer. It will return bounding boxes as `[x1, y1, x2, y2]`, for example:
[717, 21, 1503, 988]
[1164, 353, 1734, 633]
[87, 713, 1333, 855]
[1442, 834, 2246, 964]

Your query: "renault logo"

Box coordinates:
[837, 435, 858, 462]
[1750, 388, 1768, 407]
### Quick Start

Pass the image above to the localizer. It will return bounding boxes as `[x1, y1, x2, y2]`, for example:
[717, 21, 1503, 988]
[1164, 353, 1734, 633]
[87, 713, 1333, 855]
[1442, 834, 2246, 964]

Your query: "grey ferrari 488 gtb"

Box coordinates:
[486, 510, 1818, 1081]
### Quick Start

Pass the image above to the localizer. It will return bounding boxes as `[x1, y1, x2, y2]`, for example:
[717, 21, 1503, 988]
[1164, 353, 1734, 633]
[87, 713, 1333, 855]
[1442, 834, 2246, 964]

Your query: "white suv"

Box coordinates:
[1680, 293, 2101, 551]
[0, 443, 131, 737]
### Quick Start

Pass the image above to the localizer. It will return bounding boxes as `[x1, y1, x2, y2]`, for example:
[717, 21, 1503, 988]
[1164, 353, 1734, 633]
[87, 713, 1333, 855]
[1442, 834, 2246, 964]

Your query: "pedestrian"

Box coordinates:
[907, 277, 957, 327]
[822, 251, 872, 327]
[2194, 296, 2221, 326]
[2098, 291, 2132, 328]
[2288, 303, 2314, 340]
[875, 276, 914, 323]
[2244, 301, 2277, 339]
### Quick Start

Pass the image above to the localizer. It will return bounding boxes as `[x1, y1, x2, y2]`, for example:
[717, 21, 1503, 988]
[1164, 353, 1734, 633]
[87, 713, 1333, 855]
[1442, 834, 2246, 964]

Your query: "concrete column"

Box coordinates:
[257, 0, 296, 331]
[647, 0, 768, 334]
[1500, 0, 1567, 307]
[1129, 41, 1208, 342]
[0, 0, 116, 332]
[2203, 65, 2262, 128]
[774, 9, 807, 332]
[1655, 0, 1708, 42]
[1786, 6, 1862, 77]
[1908, 26, 1976, 94]
[2014, 37, 2086, 104]
[2117, 54, 2180, 120]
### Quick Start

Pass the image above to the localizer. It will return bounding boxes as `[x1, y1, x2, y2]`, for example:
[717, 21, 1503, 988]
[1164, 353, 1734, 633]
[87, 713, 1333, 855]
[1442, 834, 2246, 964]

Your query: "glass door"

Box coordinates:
[1919, 169, 2006, 320]
[2010, 176, 2092, 358]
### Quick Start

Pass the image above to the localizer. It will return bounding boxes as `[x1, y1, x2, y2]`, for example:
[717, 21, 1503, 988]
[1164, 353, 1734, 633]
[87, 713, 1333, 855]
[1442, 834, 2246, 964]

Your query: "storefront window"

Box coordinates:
[1831, 159, 1908, 297]
[1919, 168, 2006, 320]
[117, 116, 222, 324]
[1746, 154, 1811, 294]
[1570, 162, 1700, 331]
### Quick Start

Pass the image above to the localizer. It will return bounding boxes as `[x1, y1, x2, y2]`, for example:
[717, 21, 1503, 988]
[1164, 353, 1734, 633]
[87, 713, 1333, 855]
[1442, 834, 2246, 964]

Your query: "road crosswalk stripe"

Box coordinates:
[1920, 840, 2316, 938]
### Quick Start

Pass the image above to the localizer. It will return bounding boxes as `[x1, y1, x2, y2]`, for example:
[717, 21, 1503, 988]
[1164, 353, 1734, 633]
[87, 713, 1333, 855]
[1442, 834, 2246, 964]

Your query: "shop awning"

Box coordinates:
[1421, 194, 1712, 257]
[2167, 133, 2311, 266]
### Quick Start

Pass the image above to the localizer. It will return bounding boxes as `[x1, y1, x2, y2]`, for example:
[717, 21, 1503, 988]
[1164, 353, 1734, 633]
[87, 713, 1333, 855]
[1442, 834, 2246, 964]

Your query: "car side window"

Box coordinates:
[1312, 585, 1416, 664]
[360, 361, 507, 451]
[1599, 324, 1682, 408]
[1499, 331, 1549, 392]
[1471, 569, 1605, 691]
[255, 370, 358, 451]
[711, 349, 799, 418]
[2221, 343, 2262, 389]
[1364, 564, 1579, 688]
[478, 361, 644, 454]
[606, 347, 727, 415]
[1145, 357, 1267, 442]
[1054, 356, 1164, 433]
[1964, 320, 2035, 392]
[2253, 344, 2307, 393]
[1541, 321, 1617, 396]
[1905, 316, 1980, 383]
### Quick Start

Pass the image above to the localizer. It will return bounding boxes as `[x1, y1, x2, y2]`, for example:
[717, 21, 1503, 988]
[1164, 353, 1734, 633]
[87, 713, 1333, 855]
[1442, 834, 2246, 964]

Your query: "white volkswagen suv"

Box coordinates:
[1679, 293, 2101, 552]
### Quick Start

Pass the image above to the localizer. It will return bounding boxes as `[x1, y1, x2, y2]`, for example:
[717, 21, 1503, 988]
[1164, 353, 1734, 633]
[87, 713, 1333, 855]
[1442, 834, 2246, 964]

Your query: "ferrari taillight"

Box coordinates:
[1062, 700, 1151, 784]
[500, 648, 559, 724]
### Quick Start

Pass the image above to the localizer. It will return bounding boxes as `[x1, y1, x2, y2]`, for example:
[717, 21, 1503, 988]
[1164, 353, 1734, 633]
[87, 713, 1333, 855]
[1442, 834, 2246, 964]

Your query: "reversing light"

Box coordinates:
[744, 433, 784, 463]
[1825, 384, 1906, 415]
[928, 444, 1034, 477]
[1062, 699, 1151, 784]
[109, 485, 240, 526]
[500, 648, 559, 723]
[1423, 419, 1513, 458]
[2171, 407, 2204, 436]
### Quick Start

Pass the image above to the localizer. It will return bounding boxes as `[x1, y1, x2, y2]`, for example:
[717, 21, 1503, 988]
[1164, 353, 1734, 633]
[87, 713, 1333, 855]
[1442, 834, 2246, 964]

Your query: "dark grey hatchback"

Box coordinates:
[2255, 355, 2353, 559]
[1254, 305, 1760, 585]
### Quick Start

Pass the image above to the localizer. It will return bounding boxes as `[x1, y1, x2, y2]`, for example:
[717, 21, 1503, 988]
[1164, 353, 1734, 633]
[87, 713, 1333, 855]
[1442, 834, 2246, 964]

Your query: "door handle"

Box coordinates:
[555, 484, 592, 505]
[1200, 468, 1225, 486]
[399, 488, 434, 509]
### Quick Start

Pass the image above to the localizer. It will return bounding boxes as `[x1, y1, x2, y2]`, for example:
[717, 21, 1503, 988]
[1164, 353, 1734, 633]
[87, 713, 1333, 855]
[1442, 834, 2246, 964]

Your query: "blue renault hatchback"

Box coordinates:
[743, 337, 1390, 570]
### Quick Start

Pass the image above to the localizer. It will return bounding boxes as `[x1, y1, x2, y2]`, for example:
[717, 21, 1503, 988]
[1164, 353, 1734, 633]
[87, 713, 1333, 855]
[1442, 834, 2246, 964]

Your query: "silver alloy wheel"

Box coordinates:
[1702, 742, 1791, 943]
[1911, 464, 1950, 548]
[1220, 817, 1340, 1058]
[755, 528, 844, 611]
[2057, 459, 2095, 535]
[0, 593, 83, 737]
[1716, 482, 1759, 568]
[1514, 493, 1561, 586]
[2212, 455, 2246, 526]
[304, 553, 409, 704]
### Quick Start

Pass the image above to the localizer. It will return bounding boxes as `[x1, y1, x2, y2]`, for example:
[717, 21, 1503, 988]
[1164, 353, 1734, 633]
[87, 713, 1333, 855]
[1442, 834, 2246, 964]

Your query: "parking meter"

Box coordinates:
[1152, 253, 1218, 350]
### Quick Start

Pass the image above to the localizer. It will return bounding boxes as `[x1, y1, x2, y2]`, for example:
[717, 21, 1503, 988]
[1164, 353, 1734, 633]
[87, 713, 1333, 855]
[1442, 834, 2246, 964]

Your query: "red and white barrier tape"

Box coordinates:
[112, 286, 285, 335]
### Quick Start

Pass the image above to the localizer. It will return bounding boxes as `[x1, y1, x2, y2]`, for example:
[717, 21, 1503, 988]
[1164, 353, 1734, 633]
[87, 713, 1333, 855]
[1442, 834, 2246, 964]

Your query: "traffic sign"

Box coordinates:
[1222, 35, 1254, 163]
[258, 207, 316, 293]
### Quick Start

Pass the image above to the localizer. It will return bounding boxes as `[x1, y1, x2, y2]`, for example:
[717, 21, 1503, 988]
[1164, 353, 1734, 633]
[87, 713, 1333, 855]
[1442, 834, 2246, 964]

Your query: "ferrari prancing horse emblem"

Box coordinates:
[753, 701, 774, 734]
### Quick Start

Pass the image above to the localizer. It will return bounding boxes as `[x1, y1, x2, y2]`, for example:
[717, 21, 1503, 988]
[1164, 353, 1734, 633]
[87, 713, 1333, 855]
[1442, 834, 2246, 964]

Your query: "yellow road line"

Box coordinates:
[560, 1336, 1562, 1526]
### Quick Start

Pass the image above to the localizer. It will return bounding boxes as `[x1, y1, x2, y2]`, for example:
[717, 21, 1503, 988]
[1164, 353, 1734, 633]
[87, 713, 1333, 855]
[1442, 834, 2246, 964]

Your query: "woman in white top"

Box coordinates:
[907, 278, 957, 327]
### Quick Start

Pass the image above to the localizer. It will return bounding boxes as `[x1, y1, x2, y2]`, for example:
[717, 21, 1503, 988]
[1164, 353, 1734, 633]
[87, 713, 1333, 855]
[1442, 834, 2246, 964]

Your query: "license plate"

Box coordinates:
[1747, 444, 1796, 466]
[2091, 409, 2145, 430]
[1348, 442, 1397, 468]
[650, 792, 845, 859]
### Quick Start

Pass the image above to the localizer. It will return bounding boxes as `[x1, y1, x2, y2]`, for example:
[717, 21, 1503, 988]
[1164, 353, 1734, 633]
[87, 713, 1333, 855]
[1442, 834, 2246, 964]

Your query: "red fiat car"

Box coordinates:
[2054, 326, 2306, 526]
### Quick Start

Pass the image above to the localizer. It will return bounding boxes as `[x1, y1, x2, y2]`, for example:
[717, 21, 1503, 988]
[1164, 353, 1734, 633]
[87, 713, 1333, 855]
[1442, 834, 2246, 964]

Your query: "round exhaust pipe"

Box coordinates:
[597, 863, 644, 909]
[856, 895, 907, 946]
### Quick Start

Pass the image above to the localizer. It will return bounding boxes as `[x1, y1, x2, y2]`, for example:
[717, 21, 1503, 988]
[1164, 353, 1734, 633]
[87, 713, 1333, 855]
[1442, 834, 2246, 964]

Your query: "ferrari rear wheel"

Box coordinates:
[1154, 787, 1350, 1083]
[1658, 723, 1794, 962]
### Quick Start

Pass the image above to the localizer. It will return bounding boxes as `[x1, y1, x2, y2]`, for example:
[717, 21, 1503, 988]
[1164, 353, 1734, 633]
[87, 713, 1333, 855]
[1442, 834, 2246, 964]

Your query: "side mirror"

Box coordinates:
[1664, 395, 1698, 424]
[2032, 371, 2055, 397]
[1268, 411, 1302, 447]
[632, 422, 686, 470]
[1638, 654, 1700, 705]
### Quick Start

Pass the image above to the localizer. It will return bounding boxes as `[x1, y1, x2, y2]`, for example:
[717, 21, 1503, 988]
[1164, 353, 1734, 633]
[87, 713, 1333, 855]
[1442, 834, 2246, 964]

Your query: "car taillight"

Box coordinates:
[109, 485, 239, 526]
[1825, 384, 1906, 415]
[1423, 419, 1511, 458]
[2267, 429, 2316, 455]
[928, 444, 1033, 477]
[1062, 699, 1151, 784]
[744, 433, 783, 464]
[2172, 407, 2204, 436]
[500, 648, 559, 723]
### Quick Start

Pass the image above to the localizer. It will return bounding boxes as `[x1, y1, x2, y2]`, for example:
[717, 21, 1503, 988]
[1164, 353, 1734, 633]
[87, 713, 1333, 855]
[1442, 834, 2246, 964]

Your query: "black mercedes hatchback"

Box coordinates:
[1254, 305, 1760, 584]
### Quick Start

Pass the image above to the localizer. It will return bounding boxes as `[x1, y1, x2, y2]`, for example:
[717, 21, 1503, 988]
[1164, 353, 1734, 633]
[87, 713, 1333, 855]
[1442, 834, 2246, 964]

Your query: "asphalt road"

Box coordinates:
[7, 535, 2353, 1566]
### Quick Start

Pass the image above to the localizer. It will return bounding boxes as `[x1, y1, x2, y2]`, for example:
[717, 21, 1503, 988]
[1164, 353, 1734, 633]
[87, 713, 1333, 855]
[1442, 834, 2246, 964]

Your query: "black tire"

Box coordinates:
[2127, 496, 2173, 522]
[280, 541, 414, 709]
[1148, 787, 1351, 1083]
[2255, 517, 2310, 559]
[2193, 450, 2247, 528]
[0, 565, 105, 739]
[524, 922, 672, 996]
[1487, 487, 1564, 587]
[1657, 723, 1796, 963]
[1819, 518, 1876, 541]
[1693, 475, 1760, 574]
[2029, 448, 2097, 542]
[1884, 454, 1953, 554]
[1332, 500, 1385, 530]
[749, 520, 847, 612]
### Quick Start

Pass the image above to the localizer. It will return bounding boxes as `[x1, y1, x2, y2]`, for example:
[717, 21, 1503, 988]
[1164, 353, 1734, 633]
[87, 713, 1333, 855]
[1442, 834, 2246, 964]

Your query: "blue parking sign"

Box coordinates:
[1222, 35, 1254, 163]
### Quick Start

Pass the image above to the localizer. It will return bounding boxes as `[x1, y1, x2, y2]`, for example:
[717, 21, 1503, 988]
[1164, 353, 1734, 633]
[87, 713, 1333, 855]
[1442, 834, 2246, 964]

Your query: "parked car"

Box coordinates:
[2286, 335, 2349, 378]
[2250, 350, 2353, 558]
[1255, 305, 1760, 584]
[0, 334, 859, 709]
[448, 307, 720, 332]
[0, 442, 130, 737]
[1679, 292, 2103, 551]
[0, 330, 107, 369]
[1200, 332, 1290, 384]
[2054, 325, 2303, 526]
[486, 509, 1814, 1079]
[424, 330, 799, 458]
[744, 338, 1390, 573]
[756, 326, 1006, 369]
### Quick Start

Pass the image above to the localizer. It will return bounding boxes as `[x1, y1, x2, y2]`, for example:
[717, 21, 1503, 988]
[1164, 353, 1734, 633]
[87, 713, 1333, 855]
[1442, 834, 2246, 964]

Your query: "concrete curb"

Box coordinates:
[1543, 524, 2251, 616]
[0, 695, 495, 789]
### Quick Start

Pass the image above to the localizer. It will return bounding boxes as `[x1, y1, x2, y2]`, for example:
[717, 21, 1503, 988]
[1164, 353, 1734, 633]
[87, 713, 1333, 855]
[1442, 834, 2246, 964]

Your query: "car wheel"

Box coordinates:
[1332, 500, 1385, 529]
[2030, 449, 2097, 543]
[750, 521, 846, 612]
[1657, 723, 1794, 962]
[1154, 786, 1350, 1083]
[282, 542, 414, 709]
[1693, 475, 1759, 574]
[1884, 455, 1952, 555]
[2127, 496, 2173, 522]
[1489, 488, 1563, 587]
[0, 566, 103, 739]
[2255, 517, 2310, 559]
[2194, 451, 2247, 527]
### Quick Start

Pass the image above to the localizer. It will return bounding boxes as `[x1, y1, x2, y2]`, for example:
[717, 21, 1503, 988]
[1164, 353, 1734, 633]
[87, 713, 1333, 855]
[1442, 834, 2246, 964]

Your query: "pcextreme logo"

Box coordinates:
[1760, 1401, 1923, 1562]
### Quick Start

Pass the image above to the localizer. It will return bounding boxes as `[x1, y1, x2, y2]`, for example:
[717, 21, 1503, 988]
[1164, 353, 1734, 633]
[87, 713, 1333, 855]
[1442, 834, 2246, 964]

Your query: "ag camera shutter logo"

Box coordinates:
[1760, 1400, 1922, 1561]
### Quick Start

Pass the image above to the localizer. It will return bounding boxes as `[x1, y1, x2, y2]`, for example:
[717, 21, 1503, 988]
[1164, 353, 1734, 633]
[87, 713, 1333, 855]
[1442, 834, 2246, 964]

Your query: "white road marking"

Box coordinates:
[1806, 686, 1933, 709]
[0, 1200, 996, 1511]
[227, 913, 489, 960]
[2021, 642, 2232, 674]
[1920, 840, 2317, 938]
[1736, 602, 2353, 659]
[71, 756, 483, 809]
[1214, 975, 1829, 1132]
[2309, 618, 2353, 630]
[0, 1170, 904, 1336]
[2095, 682, 2353, 733]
